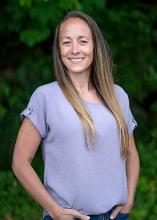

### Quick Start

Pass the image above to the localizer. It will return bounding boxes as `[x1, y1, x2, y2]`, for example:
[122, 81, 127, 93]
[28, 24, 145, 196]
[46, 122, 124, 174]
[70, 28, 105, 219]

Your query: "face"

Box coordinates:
[59, 18, 94, 76]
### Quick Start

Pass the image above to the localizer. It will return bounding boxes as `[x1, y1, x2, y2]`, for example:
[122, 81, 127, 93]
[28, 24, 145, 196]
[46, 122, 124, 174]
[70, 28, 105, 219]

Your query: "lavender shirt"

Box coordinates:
[20, 81, 137, 217]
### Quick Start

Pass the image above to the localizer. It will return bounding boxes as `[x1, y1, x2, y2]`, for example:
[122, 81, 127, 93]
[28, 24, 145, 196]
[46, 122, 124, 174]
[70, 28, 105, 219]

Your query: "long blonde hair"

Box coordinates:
[52, 11, 129, 159]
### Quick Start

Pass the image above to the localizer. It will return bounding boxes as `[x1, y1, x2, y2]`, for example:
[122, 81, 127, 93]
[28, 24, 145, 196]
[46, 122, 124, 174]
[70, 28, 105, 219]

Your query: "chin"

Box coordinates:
[69, 68, 85, 72]
[66, 65, 91, 74]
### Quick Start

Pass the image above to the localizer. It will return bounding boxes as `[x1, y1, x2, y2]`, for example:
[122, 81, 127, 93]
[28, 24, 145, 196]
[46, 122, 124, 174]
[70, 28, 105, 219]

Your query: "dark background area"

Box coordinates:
[0, 0, 157, 219]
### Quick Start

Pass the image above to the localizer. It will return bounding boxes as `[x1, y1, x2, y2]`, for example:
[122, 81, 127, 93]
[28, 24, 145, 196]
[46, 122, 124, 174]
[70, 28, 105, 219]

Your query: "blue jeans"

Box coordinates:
[43, 207, 129, 220]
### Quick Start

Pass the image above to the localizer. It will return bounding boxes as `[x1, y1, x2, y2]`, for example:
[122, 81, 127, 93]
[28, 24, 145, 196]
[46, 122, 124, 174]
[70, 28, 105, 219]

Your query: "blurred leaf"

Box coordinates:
[20, 27, 50, 47]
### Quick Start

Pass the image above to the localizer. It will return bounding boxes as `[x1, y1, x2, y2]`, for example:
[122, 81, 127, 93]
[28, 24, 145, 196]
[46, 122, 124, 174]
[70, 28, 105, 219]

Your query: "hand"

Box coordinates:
[110, 204, 133, 219]
[52, 207, 90, 220]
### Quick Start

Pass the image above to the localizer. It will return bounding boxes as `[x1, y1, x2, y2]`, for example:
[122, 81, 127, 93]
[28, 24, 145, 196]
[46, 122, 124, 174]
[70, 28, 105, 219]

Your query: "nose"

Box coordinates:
[71, 42, 80, 54]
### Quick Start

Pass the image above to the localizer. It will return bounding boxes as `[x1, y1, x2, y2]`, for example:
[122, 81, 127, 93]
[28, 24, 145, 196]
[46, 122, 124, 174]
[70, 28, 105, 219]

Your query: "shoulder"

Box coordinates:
[114, 84, 129, 100]
[30, 81, 60, 102]
[114, 84, 127, 96]
[33, 81, 58, 96]
[28, 81, 59, 105]
[114, 84, 130, 108]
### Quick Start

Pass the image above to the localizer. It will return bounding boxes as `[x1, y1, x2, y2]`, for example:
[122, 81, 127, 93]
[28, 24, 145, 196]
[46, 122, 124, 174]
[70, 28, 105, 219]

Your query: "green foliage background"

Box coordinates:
[0, 0, 157, 219]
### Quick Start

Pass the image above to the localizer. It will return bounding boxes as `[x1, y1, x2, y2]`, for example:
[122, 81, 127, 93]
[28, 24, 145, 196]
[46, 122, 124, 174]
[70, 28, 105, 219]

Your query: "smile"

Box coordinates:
[68, 57, 85, 64]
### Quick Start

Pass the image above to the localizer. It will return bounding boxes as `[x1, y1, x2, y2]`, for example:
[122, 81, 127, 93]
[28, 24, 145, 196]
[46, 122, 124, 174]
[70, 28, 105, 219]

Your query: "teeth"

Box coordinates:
[69, 58, 84, 63]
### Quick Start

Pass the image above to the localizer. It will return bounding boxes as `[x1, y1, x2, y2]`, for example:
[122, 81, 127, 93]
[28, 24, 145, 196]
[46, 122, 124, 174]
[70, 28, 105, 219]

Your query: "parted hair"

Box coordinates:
[52, 11, 129, 159]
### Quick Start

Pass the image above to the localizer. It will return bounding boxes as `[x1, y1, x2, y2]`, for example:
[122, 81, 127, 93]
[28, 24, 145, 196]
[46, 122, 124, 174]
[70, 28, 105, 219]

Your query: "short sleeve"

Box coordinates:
[20, 88, 47, 139]
[115, 85, 137, 135]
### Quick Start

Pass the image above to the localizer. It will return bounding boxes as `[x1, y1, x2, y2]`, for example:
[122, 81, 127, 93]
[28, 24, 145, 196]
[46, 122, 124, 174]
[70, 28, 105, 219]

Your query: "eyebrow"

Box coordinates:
[61, 36, 89, 40]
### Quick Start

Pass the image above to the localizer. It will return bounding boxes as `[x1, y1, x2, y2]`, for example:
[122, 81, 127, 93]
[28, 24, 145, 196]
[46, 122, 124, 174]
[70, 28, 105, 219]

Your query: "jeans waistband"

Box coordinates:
[86, 206, 115, 219]
[43, 206, 116, 220]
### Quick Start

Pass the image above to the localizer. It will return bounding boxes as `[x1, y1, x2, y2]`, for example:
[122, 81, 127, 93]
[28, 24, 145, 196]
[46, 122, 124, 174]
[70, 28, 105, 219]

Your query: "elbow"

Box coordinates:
[12, 156, 19, 176]
[12, 154, 32, 177]
[12, 155, 27, 177]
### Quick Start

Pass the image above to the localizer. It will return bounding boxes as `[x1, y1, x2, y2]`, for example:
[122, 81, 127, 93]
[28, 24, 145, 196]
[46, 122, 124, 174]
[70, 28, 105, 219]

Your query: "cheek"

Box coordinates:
[59, 46, 69, 57]
[59, 48, 69, 66]
[85, 44, 94, 56]
[86, 47, 94, 60]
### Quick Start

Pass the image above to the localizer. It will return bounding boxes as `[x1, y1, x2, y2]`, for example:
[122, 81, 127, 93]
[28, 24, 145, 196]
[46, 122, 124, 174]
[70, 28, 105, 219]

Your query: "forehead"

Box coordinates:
[59, 18, 92, 39]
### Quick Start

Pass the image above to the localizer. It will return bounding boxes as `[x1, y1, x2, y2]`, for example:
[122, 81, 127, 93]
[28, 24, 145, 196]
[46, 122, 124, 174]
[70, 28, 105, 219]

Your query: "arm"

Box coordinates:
[12, 118, 63, 217]
[110, 133, 140, 219]
[123, 133, 140, 211]
[12, 118, 90, 220]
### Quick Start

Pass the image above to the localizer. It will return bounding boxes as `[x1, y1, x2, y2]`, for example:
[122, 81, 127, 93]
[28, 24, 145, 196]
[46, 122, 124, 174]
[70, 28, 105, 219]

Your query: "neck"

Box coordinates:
[68, 71, 93, 95]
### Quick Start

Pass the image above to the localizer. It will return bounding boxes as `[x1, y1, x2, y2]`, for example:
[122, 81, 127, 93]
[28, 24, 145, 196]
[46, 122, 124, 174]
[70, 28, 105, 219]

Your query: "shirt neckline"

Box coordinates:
[81, 98, 103, 106]
[55, 80, 103, 106]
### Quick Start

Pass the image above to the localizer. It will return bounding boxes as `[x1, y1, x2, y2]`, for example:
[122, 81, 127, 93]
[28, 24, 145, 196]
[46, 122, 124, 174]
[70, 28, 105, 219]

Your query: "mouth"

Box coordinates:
[68, 57, 85, 64]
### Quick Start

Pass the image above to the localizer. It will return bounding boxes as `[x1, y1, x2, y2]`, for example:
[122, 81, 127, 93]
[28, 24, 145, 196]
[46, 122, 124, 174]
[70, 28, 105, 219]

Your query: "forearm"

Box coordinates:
[126, 149, 140, 206]
[12, 160, 62, 216]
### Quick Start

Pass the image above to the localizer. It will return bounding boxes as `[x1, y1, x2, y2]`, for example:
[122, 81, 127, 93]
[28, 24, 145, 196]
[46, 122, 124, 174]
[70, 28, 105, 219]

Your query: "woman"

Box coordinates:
[12, 11, 140, 220]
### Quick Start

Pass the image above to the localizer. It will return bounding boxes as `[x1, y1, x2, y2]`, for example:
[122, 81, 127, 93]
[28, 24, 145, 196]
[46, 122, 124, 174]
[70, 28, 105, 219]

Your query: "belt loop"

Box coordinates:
[101, 214, 104, 220]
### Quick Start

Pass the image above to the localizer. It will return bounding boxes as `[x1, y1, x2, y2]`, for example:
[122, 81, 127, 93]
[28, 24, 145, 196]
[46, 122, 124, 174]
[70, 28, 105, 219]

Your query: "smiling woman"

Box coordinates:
[12, 11, 140, 220]
[59, 18, 94, 76]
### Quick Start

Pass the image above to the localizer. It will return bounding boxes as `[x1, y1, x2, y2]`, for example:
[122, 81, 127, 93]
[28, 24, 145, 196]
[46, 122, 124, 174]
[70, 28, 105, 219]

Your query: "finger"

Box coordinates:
[63, 209, 90, 220]
[73, 210, 90, 220]
[110, 206, 122, 219]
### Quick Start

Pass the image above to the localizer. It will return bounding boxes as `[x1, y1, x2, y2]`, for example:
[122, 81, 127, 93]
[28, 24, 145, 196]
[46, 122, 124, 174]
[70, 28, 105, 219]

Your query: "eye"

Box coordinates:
[80, 40, 88, 45]
[62, 41, 71, 46]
